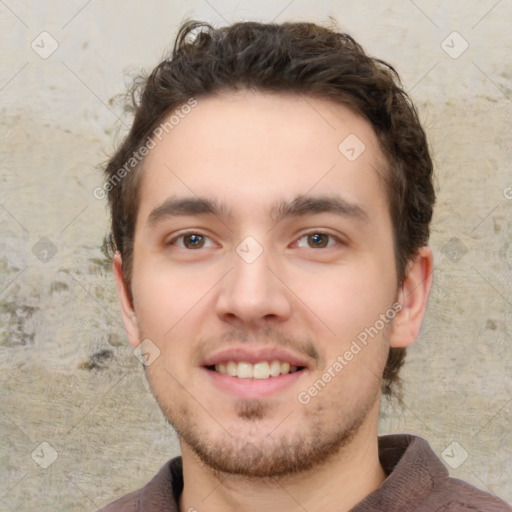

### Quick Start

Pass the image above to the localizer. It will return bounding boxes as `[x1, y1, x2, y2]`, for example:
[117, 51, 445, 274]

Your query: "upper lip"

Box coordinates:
[202, 346, 313, 369]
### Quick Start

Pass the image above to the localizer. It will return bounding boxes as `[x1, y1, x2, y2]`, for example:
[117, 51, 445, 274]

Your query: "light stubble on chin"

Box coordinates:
[154, 382, 380, 481]
[142, 326, 388, 480]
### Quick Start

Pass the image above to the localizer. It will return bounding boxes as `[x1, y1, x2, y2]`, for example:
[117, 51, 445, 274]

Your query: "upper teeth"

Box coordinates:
[215, 361, 298, 379]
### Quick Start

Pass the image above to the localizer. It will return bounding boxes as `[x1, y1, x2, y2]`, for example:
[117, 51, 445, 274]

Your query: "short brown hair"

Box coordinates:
[104, 20, 435, 399]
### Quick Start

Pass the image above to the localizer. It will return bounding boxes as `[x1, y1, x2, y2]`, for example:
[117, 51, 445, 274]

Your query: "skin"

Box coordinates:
[114, 90, 433, 512]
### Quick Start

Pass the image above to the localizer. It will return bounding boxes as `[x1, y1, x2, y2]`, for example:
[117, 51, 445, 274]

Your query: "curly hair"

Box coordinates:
[103, 20, 435, 399]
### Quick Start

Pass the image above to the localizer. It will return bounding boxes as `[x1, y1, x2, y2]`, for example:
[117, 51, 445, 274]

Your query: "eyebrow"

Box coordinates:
[270, 194, 370, 226]
[146, 197, 230, 227]
[145, 194, 369, 228]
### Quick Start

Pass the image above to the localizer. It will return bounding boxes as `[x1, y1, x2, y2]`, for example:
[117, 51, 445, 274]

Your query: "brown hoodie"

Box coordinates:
[97, 434, 511, 511]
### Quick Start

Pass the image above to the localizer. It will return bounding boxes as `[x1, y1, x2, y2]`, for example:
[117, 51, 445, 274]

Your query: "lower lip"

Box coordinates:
[203, 367, 308, 399]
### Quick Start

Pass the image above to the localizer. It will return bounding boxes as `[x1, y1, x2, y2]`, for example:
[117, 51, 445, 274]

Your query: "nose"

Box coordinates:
[215, 243, 293, 328]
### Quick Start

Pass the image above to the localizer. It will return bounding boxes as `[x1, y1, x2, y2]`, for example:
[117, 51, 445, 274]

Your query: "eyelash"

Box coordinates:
[167, 231, 343, 250]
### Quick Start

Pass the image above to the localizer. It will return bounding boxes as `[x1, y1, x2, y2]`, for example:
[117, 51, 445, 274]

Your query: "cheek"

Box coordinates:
[289, 257, 395, 396]
[130, 253, 220, 377]
[291, 259, 396, 338]
[131, 250, 209, 336]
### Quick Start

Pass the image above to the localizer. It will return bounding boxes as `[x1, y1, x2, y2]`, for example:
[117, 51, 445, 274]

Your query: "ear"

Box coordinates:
[113, 252, 140, 348]
[390, 246, 434, 348]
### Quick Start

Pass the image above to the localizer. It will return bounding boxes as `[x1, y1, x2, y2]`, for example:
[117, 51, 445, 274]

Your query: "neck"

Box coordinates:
[178, 402, 386, 512]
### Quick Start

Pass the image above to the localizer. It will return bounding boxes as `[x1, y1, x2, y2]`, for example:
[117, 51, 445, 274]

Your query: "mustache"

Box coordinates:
[193, 326, 321, 367]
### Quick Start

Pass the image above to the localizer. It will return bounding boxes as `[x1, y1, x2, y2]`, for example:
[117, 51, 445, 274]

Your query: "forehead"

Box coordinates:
[136, 90, 388, 226]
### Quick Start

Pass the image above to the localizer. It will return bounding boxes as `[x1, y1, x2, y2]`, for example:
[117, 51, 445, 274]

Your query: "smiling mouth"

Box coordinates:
[206, 360, 306, 379]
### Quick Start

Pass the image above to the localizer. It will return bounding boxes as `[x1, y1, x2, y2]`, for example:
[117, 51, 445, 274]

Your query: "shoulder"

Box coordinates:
[94, 456, 183, 512]
[95, 488, 140, 512]
[375, 434, 511, 512]
[428, 477, 512, 512]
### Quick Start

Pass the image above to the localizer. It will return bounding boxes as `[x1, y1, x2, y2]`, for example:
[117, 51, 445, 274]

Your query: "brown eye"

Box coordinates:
[170, 233, 216, 249]
[294, 232, 341, 250]
[307, 233, 329, 248]
[183, 233, 205, 249]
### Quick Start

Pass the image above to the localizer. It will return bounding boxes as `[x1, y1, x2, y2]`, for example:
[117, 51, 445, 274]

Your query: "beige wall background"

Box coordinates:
[1, 1, 511, 510]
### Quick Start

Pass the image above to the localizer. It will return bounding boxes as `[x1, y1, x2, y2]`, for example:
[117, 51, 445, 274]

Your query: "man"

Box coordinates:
[98, 19, 511, 512]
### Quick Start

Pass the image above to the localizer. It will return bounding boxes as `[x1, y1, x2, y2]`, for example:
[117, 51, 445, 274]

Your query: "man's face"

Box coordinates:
[123, 91, 401, 477]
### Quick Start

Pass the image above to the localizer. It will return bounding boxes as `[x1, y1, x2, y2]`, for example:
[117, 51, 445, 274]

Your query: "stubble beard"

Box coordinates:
[151, 375, 381, 480]
[143, 326, 388, 480]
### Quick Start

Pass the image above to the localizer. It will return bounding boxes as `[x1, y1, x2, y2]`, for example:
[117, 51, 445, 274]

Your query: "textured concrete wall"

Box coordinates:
[1, 1, 511, 510]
